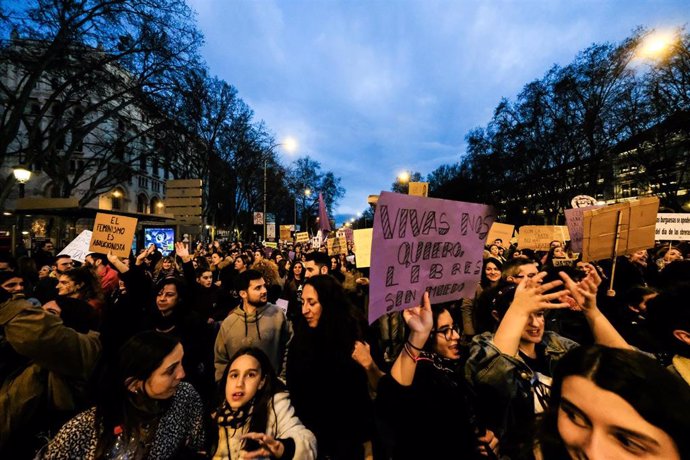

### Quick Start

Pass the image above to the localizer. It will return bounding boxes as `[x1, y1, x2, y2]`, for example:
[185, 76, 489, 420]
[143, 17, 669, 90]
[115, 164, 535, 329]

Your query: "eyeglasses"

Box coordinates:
[432, 324, 461, 340]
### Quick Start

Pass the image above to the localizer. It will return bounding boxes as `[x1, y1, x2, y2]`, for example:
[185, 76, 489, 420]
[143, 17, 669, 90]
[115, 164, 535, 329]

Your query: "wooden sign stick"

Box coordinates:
[607, 210, 624, 297]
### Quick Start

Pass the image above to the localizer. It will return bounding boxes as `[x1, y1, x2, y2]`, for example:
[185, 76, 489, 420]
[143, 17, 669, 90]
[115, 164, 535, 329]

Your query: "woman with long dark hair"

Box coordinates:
[283, 261, 305, 321]
[537, 345, 690, 459]
[461, 257, 503, 337]
[42, 331, 205, 459]
[286, 275, 375, 459]
[210, 347, 316, 459]
[376, 292, 500, 458]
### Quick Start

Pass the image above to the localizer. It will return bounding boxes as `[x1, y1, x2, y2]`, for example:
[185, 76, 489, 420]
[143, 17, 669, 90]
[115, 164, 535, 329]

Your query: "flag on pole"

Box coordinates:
[318, 193, 332, 232]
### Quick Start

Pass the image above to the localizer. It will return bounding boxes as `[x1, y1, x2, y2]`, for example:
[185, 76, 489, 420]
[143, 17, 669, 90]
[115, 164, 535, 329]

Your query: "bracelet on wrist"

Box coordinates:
[406, 340, 424, 351]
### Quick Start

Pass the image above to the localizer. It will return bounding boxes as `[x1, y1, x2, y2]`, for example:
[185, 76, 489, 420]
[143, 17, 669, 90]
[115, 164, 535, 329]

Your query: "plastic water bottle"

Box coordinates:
[108, 426, 134, 460]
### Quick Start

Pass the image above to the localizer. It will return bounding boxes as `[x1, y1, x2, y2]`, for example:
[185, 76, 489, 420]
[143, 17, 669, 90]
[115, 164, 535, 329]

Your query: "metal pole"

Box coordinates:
[293, 196, 297, 232]
[263, 159, 267, 242]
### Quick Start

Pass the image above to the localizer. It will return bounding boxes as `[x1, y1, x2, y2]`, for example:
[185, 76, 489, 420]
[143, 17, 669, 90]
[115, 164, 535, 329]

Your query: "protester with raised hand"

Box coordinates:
[374, 291, 500, 458]
[465, 264, 631, 459]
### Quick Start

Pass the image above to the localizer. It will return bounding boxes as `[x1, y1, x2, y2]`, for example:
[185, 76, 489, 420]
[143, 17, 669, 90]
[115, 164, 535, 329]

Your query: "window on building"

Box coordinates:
[137, 194, 149, 213]
[112, 189, 125, 211]
[150, 197, 163, 214]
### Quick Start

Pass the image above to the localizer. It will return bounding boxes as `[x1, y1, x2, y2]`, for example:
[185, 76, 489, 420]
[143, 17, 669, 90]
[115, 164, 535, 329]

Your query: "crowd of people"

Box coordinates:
[1, 235, 689, 459]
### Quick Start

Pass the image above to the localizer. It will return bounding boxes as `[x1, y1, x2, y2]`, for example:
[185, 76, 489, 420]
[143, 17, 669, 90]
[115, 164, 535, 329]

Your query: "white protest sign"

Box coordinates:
[656, 213, 690, 241]
[58, 230, 92, 263]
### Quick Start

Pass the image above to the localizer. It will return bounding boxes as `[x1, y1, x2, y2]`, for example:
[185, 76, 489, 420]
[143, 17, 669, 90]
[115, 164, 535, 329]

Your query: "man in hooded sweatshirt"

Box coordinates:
[214, 269, 292, 381]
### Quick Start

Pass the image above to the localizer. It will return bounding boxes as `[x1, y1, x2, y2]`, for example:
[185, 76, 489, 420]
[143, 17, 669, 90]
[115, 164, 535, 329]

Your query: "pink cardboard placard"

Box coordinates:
[369, 192, 494, 323]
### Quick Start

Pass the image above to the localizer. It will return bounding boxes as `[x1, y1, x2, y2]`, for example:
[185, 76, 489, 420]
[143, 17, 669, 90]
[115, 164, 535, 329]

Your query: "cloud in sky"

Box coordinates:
[187, 0, 690, 216]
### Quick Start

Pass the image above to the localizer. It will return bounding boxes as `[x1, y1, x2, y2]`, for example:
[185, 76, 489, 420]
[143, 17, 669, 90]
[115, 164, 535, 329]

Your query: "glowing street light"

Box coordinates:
[13, 166, 32, 184]
[282, 136, 299, 154]
[398, 171, 411, 183]
[637, 30, 678, 59]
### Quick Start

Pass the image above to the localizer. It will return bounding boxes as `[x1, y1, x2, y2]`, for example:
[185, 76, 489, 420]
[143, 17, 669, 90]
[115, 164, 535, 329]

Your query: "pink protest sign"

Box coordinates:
[369, 192, 495, 324]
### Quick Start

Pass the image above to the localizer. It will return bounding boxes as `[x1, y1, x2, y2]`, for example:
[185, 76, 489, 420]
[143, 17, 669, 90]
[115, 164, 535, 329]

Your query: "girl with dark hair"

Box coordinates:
[283, 261, 305, 321]
[543, 246, 567, 270]
[537, 345, 690, 459]
[286, 274, 376, 460]
[42, 331, 205, 459]
[233, 254, 249, 274]
[210, 347, 316, 459]
[462, 257, 503, 337]
[375, 292, 500, 458]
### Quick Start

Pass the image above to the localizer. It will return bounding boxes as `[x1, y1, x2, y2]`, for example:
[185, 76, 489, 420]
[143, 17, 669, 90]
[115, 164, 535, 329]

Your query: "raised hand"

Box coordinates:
[174, 241, 191, 263]
[560, 271, 598, 312]
[511, 272, 570, 314]
[402, 291, 433, 337]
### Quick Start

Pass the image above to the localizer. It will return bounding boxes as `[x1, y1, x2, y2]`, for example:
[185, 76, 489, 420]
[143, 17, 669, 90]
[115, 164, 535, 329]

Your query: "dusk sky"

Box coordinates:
[186, 0, 689, 220]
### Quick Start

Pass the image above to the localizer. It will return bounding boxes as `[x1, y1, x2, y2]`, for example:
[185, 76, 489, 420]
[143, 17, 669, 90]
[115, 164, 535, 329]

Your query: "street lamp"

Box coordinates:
[13, 165, 32, 198]
[303, 188, 312, 231]
[294, 187, 311, 233]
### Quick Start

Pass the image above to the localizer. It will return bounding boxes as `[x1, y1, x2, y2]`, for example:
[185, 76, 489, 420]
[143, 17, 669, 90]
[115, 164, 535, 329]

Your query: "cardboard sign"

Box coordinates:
[353, 228, 373, 268]
[369, 191, 494, 324]
[656, 213, 690, 241]
[581, 197, 659, 262]
[518, 226, 571, 251]
[264, 242, 278, 249]
[565, 205, 602, 253]
[295, 232, 310, 243]
[408, 182, 429, 197]
[58, 230, 93, 263]
[253, 212, 264, 225]
[327, 236, 348, 255]
[486, 222, 514, 248]
[279, 225, 292, 241]
[89, 213, 138, 258]
[552, 258, 576, 268]
[266, 223, 275, 240]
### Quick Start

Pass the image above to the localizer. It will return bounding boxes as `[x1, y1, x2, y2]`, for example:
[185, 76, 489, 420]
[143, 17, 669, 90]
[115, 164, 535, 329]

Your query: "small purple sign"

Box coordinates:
[565, 205, 601, 253]
[369, 192, 495, 324]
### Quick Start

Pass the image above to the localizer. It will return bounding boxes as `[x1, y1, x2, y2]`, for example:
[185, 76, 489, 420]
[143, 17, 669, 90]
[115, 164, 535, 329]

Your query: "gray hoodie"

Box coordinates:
[214, 303, 293, 381]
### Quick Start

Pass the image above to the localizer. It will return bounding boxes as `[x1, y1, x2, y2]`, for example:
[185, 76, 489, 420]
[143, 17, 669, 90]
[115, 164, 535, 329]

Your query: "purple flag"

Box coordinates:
[318, 193, 332, 232]
[369, 192, 495, 324]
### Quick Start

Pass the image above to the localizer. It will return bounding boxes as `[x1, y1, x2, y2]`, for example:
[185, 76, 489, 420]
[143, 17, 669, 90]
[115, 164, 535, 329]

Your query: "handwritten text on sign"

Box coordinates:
[89, 213, 138, 258]
[369, 192, 494, 323]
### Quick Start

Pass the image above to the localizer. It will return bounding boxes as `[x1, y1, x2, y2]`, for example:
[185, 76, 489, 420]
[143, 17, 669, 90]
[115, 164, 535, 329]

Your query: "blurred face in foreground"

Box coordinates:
[558, 375, 679, 460]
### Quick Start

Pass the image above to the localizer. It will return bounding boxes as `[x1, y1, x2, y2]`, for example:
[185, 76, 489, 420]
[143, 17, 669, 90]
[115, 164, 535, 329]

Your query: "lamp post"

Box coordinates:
[397, 170, 410, 193]
[263, 159, 267, 242]
[13, 165, 32, 198]
[303, 188, 311, 232]
[12, 165, 32, 257]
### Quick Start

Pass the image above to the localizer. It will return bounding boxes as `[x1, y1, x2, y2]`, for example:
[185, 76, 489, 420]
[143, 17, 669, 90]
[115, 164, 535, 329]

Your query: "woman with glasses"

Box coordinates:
[375, 292, 500, 459]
